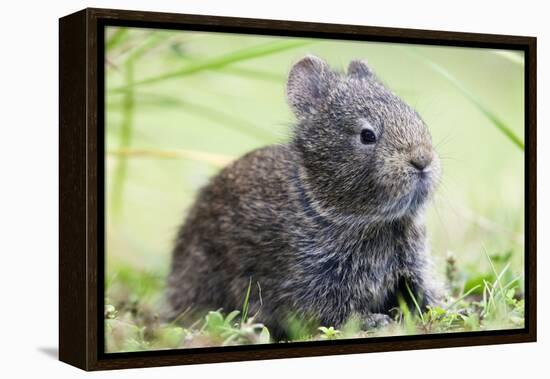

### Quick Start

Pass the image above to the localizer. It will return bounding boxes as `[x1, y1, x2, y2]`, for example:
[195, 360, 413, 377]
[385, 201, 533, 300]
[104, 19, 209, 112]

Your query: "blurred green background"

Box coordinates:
[104, 26, 525, 350]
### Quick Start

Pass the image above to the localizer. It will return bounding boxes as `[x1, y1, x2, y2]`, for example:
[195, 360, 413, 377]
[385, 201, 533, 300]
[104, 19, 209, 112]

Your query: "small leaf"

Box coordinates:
[318, 326, 329, 334]
[225, 310, 240, 326]
[105, 304, 117, 319]
[259, 327, 271, 344]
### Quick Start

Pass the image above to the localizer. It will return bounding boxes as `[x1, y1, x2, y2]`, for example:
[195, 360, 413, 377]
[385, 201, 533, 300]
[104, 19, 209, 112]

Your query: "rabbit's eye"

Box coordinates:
[360, 129, 377, 144]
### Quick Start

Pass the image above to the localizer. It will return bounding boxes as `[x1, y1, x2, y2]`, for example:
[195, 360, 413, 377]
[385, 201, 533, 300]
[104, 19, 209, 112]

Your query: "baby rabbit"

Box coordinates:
[165, 55, 441, 339]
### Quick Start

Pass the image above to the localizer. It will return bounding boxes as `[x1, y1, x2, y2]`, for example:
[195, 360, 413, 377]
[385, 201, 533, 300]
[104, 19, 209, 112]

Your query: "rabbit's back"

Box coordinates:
[165, 144, 298, 321]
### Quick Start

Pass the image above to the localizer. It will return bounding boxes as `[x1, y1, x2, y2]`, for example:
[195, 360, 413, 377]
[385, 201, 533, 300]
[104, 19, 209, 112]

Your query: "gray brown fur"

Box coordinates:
[165, 55, 442, 339]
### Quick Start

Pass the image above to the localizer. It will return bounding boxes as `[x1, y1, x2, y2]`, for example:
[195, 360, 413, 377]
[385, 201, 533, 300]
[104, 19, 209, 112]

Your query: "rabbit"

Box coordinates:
[165, 55, 442, 340]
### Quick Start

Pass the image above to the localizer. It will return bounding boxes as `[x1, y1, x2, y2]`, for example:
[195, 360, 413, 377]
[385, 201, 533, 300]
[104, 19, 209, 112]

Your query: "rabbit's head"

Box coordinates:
[287, 55, 440, 221]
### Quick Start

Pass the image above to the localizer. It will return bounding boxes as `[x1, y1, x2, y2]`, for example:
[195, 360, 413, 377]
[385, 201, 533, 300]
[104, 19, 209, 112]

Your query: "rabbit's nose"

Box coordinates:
[409, 152, 432, 171]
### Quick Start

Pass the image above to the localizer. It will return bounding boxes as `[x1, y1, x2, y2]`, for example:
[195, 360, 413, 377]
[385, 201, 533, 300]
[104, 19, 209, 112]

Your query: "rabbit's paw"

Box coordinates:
[362, 313, 393, 330]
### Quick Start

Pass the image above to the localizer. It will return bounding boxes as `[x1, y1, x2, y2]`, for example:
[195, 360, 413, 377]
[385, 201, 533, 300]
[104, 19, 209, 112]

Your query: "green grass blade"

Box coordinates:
[491, 50, 524, 66]
[176, 98, 277, 141]
[499, 276, 521, 298]
[109, 91, 277, 141]
[482, 279, 495, 317]
[405, 282, 425, 324]
[222, 66, 285, 83]
[106, 27, 130, 51]
[241, 278, 253, 326]
[225, 310, 241, 326]
[110, 59, 135, 219]
[482, 246, 509, 295]
[108, 33, 170, 218]
[109, 32, 172, 69]
[410, 50, 524, 150]
[445, 284, 481, 311]
[107, 147, 235, 167]
[125, 32, 166, 63]
[110, 39, 313, 92]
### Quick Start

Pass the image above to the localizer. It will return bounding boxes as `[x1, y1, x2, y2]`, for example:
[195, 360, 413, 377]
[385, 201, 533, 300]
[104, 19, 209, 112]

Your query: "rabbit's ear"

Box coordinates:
[287, 55, 332, 118]
[348, 60, 375, 79]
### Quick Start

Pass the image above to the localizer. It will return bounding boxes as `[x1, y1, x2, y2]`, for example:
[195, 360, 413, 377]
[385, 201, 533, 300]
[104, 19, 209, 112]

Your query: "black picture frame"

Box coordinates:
[59, 7, 537, 371]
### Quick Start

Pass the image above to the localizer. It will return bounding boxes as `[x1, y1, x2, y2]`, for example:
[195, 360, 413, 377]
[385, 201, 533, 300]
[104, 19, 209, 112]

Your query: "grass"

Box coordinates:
[104, 27, 525, 352]
[408, 49, 524, 150]
[110, 39, 314, 93]
[104, 249, 524, 352]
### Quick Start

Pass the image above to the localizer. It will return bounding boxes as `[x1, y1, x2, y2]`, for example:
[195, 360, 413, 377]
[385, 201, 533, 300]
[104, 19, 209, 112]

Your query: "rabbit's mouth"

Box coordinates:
[383, 174, 435, 219]
[407, 172, 436, 210]
[416, 166, 433, 180]
[413, 177, 433, 200]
